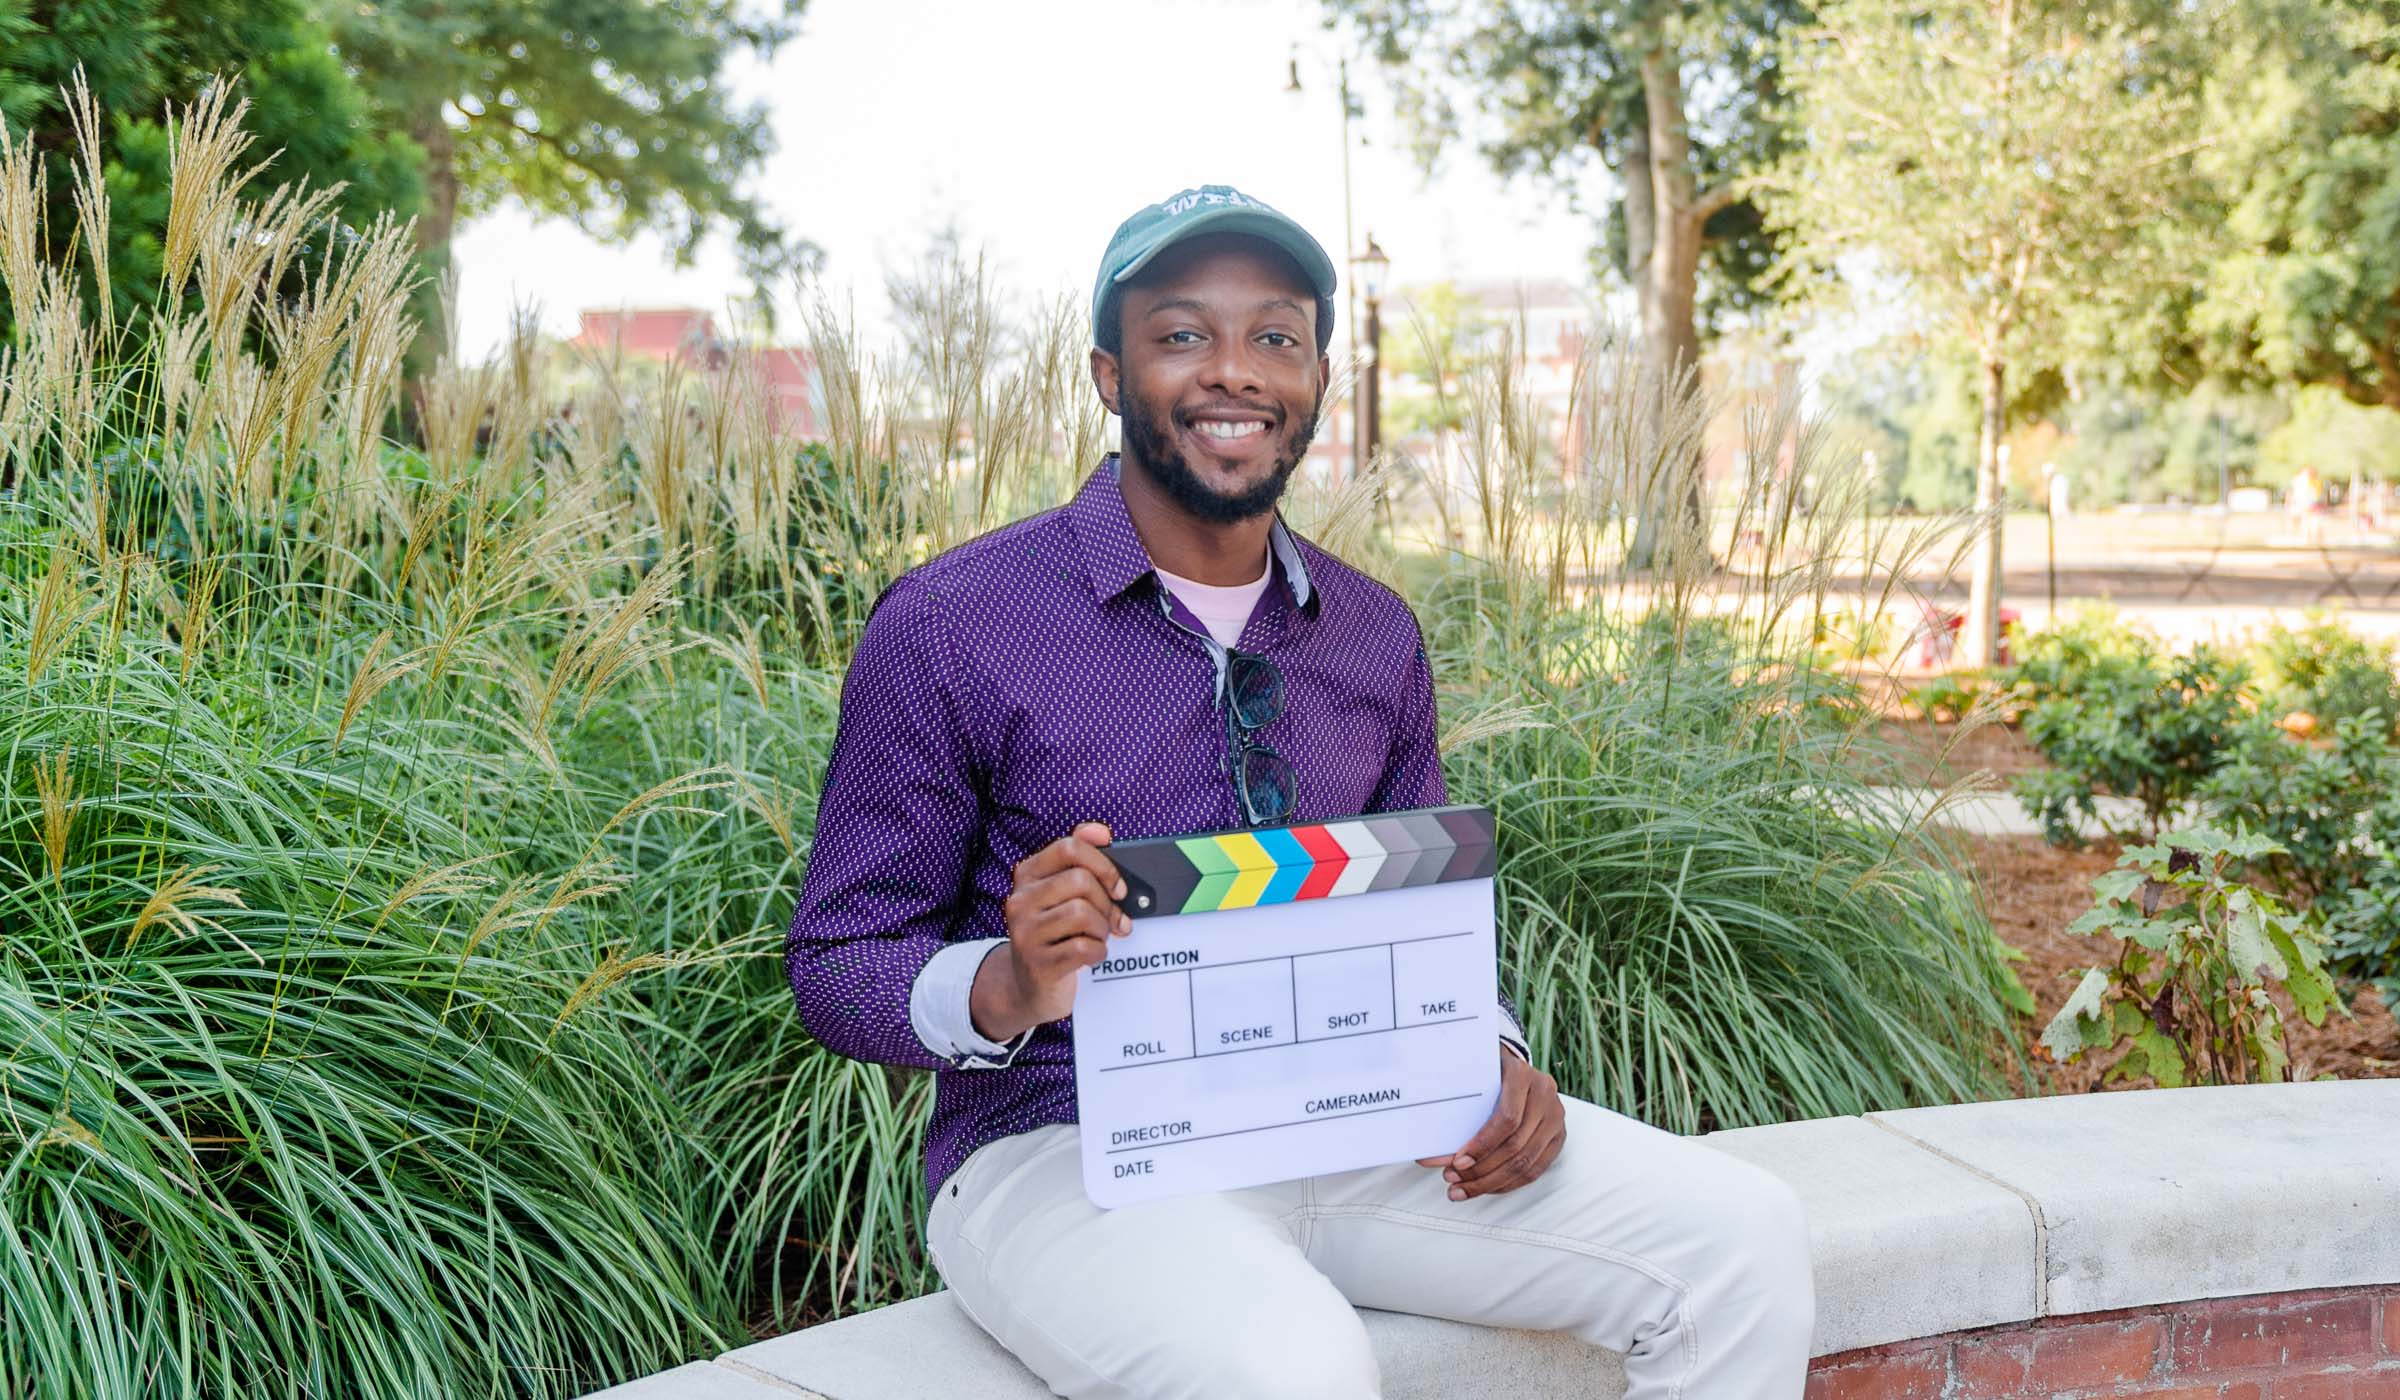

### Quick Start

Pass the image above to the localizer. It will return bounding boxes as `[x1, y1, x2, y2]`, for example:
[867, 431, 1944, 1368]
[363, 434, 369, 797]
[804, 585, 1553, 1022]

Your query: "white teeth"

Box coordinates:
[1195, 420, 1266, 440]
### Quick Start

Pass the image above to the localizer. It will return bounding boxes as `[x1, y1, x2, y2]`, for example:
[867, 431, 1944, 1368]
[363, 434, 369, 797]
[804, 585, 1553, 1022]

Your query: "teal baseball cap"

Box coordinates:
[1091, 185, 1339, 354]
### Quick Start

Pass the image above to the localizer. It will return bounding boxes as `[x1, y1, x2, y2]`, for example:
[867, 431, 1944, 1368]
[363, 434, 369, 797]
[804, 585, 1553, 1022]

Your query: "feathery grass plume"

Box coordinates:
[0, 115, 43, 329]
[500, 550, 694, 768]
[152, 314, 208, 459]
[27, 537, 97, 684]
[358, 854, 511, 943]
[551, 945, 696, 1039]
[160, 80, 266, 306]
[172, 557, 224, 686]
[458, 874, 543, 963]
[1437, 702, 1552, 758]
[889, 236, 999, 477]
[735, 773, 797, 857]
[208, 351, 279, 514]
[0, 346, 23, 489]
[391, 472, 465, 601]
[1288, 441, 1390, 567]
[563, 545, 694, 724]
[707, 353, 795, 579]
[333, 630, 420, 752]
[633, 361, 700, 560]
[62, 70, 113, 342]
[695, 612, 772, 709]
[126, 865, 248, 954]
[594, 765, 738, 845]
[198, 179, 344, 380]
[33, 747, 80, 880]
[368, 851, 510, 938]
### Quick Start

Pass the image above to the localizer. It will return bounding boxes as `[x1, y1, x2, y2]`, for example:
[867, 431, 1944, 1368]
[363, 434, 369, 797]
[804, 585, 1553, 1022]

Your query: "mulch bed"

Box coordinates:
[1871, 717, 2049, 785]
[1956, 831, 2400, 1093]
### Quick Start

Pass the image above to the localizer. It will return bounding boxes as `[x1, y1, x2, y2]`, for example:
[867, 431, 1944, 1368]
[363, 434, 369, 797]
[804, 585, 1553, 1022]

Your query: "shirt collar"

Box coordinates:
[1066, 454, 1316, 614]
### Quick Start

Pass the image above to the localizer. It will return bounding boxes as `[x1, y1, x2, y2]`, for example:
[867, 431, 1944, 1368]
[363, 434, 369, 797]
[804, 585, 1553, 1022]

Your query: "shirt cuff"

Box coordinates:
[1497, 1002, 1530, 1064]
[910, 938, 1034, 1069]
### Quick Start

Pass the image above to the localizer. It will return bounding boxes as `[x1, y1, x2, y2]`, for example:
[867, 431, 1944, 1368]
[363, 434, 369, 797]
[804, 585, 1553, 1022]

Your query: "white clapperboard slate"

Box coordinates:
[1069, 804, 1501, 1208]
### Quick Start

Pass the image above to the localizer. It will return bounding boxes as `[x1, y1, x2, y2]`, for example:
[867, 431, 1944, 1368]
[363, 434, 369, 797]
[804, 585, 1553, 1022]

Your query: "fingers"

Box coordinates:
[1442, 1055, 1566, 1200]
[1456, 1118, 1565, 1199]
[1004, 857, 1129, 951]
[1450, 1052, 1531, 1166]
[1448, 1099, 1547, 1198]
[1016, 826, 1126, 906]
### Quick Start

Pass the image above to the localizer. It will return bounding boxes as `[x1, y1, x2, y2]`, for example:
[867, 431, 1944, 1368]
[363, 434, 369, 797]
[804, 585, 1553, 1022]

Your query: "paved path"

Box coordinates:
[1841, 785, 2148, 841]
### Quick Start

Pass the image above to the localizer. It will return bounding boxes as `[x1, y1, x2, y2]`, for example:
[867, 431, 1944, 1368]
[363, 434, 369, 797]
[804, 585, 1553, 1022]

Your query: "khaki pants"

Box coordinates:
[926, 1095, 1815, 1399]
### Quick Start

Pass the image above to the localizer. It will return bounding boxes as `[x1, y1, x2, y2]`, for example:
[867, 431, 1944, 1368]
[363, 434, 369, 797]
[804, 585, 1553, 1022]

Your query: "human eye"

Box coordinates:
[1163, 328, 1205, 345]
[1257, 331, 1299, 348]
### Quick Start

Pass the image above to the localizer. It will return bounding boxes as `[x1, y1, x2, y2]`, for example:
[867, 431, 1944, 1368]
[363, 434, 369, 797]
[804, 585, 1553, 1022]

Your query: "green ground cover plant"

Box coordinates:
[2041, 828, 2338, 1086]
[1, 85, 2030, 1398]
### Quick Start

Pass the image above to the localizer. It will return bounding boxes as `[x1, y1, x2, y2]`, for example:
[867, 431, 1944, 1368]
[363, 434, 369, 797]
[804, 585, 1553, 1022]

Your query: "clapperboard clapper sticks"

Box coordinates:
[1072, 803, 1502, 1208]
[1105, 804, 1497, 919]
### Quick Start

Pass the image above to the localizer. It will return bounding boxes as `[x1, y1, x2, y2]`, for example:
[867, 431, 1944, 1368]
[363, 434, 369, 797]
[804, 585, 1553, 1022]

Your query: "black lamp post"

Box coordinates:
[1286, 44, 1362, 488]
[1354, 234, 1390, 474]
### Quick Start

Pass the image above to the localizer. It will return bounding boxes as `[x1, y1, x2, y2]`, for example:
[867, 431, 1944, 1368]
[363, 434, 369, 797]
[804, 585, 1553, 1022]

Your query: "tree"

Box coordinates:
[2175, 1, 2400, 413]
[319, 0, 814, 366]
[0, 0, 419, 340]
[1762, 0, 2214, 665]
[1325, 0, 1807, 565]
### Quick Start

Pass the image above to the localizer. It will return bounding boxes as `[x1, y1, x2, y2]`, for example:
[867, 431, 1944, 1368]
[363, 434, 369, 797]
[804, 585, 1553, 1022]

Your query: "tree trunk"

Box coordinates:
[408, 103, 460, 379]
[1963, 352, 2008, 667]
[1624, 45, 1709, 573]
[1623, 112, 1657, 344]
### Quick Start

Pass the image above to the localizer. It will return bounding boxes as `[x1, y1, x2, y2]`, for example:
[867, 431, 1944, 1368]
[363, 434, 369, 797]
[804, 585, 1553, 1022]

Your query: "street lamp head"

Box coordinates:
[1354, 234, 1390, 303]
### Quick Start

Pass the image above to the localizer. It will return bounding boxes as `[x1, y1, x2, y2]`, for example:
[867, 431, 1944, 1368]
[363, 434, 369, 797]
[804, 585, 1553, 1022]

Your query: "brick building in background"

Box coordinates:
[571, 308, 824, 440]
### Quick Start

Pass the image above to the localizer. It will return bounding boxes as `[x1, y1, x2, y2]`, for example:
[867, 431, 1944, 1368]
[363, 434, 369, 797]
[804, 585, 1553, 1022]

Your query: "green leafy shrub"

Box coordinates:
[1909, 669, 1986, 723]
[1999, 604, 2157, 706]
[2248, 612, 2400, 735]
[2009, 643, 2257, 843]
[2198, 712, 2390, 903]
[2041, 828, 2341, 1086]
[2316, 809, 2400, 1013]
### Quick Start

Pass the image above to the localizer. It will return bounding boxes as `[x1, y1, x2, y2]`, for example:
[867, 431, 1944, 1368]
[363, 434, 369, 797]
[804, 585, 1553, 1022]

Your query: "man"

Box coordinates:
[786, 185, 1816, 1399]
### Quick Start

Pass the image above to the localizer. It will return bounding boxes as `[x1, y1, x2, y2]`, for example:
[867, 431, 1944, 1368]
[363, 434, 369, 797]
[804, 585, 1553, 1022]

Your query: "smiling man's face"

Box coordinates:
[1093, 233, 1329, 524]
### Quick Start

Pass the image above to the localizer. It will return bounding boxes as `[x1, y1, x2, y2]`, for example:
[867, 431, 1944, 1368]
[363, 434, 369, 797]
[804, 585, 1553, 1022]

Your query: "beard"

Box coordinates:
[1119, 381, 1322, 525]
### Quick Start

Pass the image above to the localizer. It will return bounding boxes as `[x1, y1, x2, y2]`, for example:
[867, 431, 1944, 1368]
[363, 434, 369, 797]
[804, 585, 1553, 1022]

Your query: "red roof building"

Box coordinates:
[571, 308, 822, 439]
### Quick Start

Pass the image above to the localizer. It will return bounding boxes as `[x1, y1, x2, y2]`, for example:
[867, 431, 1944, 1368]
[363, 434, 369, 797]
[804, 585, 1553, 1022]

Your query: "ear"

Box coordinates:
[1090, 346, 1123, 416]
[1316, 351, 1331, 390]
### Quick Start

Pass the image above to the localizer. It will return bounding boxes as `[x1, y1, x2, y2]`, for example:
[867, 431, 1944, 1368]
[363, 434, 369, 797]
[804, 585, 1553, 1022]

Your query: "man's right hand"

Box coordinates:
[968, 820, 1128, 1043]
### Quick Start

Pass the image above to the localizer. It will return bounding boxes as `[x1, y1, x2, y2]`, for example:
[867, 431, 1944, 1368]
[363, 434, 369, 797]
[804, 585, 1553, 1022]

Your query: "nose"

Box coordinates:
[1199, 335, 1267, 400]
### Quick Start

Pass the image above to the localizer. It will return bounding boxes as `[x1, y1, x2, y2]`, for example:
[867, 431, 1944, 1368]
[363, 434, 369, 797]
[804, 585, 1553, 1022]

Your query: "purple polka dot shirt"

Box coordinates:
[784, 455, 1517, 1197]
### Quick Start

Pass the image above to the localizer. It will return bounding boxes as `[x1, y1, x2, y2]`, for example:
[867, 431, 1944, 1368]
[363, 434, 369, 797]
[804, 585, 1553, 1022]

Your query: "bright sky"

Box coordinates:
[447, 0, 1613, 360]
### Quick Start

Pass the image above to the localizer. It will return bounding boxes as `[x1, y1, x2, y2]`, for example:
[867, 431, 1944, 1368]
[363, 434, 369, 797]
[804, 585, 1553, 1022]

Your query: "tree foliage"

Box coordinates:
[2180, 0, 2400, 412]
[0, 0, 419, 339]
[1761, 0, 2215, 663]
[1324, 0, 1807, 351]
[320, 0, 813, 314]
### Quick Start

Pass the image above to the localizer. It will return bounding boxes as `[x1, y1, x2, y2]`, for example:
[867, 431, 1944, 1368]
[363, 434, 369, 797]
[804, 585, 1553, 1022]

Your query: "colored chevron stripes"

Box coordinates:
[1109, 804, 1496, 919]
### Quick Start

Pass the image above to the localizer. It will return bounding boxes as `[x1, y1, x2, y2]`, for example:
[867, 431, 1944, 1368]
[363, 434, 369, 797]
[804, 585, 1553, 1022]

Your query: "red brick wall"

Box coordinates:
[1805, 1285, 2400, 1399]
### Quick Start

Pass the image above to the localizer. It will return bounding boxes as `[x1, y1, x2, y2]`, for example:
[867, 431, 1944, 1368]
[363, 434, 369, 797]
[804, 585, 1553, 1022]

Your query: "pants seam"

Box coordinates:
[1301, 1200, 1701, 1400]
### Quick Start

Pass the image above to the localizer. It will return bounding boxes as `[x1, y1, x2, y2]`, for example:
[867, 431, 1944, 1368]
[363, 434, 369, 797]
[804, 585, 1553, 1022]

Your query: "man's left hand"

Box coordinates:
[1416, 1048, 1566, 1201]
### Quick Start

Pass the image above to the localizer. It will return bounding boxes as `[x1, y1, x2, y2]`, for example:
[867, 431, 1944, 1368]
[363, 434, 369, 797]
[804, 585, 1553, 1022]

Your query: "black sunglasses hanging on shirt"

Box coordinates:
[1222, 647, 1297, 827]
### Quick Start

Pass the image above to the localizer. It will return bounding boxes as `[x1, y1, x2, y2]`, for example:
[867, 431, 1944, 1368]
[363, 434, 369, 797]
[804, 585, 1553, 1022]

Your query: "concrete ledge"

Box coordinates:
[584, 1080, 2400, 1399]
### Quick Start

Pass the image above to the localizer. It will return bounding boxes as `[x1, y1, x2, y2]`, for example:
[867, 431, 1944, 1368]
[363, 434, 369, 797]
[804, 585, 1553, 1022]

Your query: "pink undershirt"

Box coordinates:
[1153, 554, 1273, 649]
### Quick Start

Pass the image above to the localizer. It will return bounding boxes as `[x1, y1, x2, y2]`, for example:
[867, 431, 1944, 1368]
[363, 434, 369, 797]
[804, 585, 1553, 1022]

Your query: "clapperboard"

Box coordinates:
[1070, 804, 1502, 1207]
